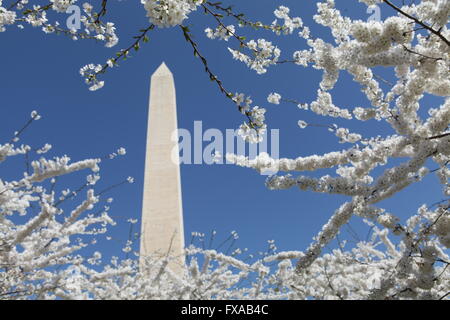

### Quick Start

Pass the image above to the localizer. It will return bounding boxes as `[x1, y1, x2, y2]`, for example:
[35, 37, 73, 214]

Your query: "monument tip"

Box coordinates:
[152, 62, 172, 77]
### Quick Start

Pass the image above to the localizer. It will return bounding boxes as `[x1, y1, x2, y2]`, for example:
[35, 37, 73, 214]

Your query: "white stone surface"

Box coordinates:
[140, 62, 185, 274]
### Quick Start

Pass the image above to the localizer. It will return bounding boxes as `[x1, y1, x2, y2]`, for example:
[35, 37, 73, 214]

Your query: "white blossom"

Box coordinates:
[267, 93, 281, 105]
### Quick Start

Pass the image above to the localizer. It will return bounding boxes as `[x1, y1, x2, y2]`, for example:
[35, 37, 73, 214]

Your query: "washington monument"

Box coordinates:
[140, 62, 185, 273]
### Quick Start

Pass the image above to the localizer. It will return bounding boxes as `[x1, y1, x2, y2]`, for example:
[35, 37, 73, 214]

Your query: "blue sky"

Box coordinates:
[0, 0, 445, 260]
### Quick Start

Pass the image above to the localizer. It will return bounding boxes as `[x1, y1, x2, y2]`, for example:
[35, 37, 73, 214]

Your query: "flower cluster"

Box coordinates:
[310, 90, 353, 119]
[0, 2, 16, 32]
[232, 92, 253, 113]
[79, 3, 118, 48]
[79, 63, 104, 91]
[267, 92, 281, 105]
[50, 0, 76, 13]
[272, 6, 305, 36]
[141, 0, 203, 28]
[228, 39, 281, 74]
[24, 5, 48, 27]
[205, 24, 235, 41]
[237, 106, 267, 143]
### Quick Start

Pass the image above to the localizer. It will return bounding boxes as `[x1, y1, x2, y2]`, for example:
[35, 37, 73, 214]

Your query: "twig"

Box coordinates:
[179, 24, 256, 127]
[94, 0, 108, 24]
[428, 132, 450, 140]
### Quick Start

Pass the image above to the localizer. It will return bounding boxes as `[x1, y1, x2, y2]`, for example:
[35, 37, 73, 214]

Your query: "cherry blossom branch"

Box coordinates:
[205, 1, 283, 32]
[82, 24, 155, 88]
[179, 25, 257, 129]
[201, 4, 247, 47]
[96, 178, 132, 197]
[180, 25, 232, 98]
[401, 44, 443, 61]
[383, 0, 450, 47]
[7, 0, 22, 10]
[94, 0, 108, 24]
[22, 3, 53, 15]
[9, 111, 40, 144]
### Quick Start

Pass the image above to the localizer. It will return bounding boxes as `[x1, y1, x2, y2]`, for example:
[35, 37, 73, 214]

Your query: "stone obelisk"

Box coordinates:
[140, 62, 185, 274]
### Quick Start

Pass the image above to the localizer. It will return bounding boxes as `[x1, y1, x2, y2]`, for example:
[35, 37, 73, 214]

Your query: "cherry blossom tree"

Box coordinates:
[0, 111, 141, 299]
[1, 0, 450, 299]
